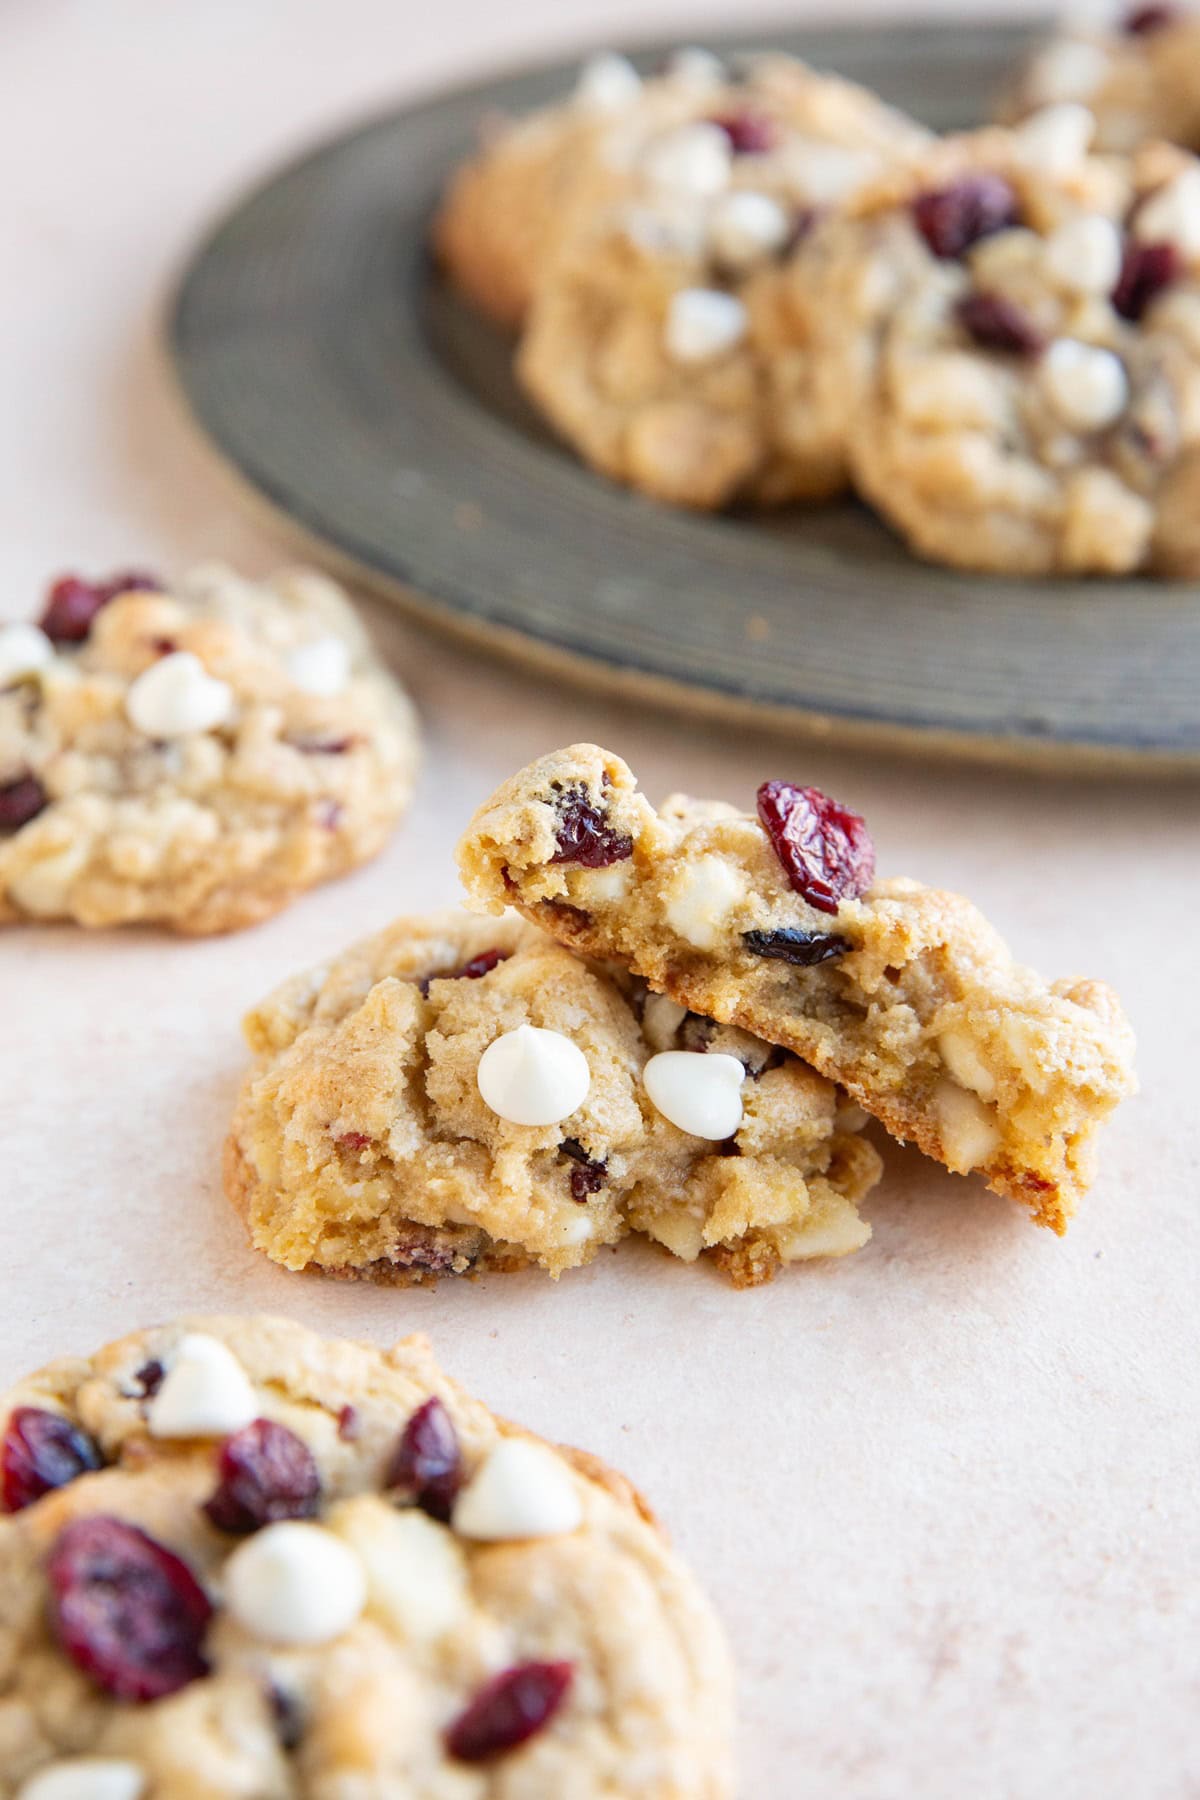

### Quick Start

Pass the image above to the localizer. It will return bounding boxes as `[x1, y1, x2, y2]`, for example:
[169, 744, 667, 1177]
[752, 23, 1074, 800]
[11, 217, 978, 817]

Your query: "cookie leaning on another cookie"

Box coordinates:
[0, 1314, 734, 1796]
[457, 744, 1137, 1232]
[0, 563, 419, 933]
[225, 909, 881, 1289]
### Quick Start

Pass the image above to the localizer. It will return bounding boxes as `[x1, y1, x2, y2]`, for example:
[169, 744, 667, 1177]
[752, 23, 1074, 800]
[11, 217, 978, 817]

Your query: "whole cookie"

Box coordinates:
[789, 114, 1200, 574]
[511, 52, 930, 507]
[1001, 3, 1200, 153]
[226, 910, 880, 1288]
[0, 564, 418, 932]
[0, 1315, 733, 1796]
[457, 744, 1137, 1231]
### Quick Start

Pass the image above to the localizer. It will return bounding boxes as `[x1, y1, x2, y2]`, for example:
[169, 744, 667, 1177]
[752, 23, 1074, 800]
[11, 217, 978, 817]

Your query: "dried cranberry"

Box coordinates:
[39, 570, 161, 644]
[912, 175, 1019, 259]
[133, 1360, 165, 1398]
[559, 1138, 607, 1199]
[386, 1397, 462, 1522]
[1124, 3, 1178, 32]
[1112, 239, 1180, 320]
[446, 1661, 574, 1762]
[47, 1515, 211, 1701]
[289, 735, 356, 755]
[756, 782, 875, 915]
[202, 1419, 320, 1534]
[1, 1408, 102, 1512]
[710, 111, 776, 154]
[419, 947, 509, 995]
[0, 775, 47, 831]
[337, 1404, 360, 1442]
[548, 786, 633, 868]
[957, 291, 1044, 354]
[336, 1130, 372, 1151]
[742, 926, 851, 966]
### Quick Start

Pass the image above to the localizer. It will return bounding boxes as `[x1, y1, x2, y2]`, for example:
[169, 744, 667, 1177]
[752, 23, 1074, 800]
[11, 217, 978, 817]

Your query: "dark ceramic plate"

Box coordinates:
[167, 21, 1200, 771]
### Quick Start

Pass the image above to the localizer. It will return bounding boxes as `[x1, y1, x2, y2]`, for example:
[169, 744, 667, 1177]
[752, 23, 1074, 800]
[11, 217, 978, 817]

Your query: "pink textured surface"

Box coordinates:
[0, 4, 1194, 1795]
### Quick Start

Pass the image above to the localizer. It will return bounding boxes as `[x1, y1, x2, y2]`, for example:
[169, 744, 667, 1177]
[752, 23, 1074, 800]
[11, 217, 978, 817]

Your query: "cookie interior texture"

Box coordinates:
[0, 565, 419, 934]
[456, 743, 1137, 1231]
[0, 1314, 734, 1796]
[226, 910, 882, 1290]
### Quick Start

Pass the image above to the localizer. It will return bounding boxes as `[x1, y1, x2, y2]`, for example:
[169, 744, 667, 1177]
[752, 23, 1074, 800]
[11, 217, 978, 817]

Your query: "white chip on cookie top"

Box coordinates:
[0, 623, 54, 687]
[1041, 337, 1128, 430]
[16, 1762, 146, 1800]
[1013, 101, 1096, 172]
[285, 635, 352, 698]
[147, 1333, 258, 1439]
[1043, 213, 1123, 296]
[708, 191, 790, 269]
[476, 1024, 591, 1126]
[663, 289, 749, 364]
[1134, 166, 1200, 259]
[643, 1051, 746, 1140]
[225, 1521, 366, 1646]
[574, 51, 642, 113]
[453, 1438, 584, 1541]
[642, 122, 733, 196]
[125, 651, 233, 740]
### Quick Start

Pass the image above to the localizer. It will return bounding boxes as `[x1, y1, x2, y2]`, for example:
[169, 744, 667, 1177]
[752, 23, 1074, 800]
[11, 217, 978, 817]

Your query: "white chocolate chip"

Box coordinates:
[285, 635, 351, 697]
[664, 289, 747, 363]
[225, 1522, 366, 1646]
[574, 862, 631, 903]
[476, 1024, 590, 1126]
[17, 1763, 146, 1800]
[1042, 213, 1123, 296]
[642, 122, 732, 196]
[329, 1497, 468, 1643]
[1134, 166, 1200, 258]
[708, 190, 790, 269]
[663, 854, 748, 949]
[640, 1208, 706, 1262]
[1041, 338, 1128, 431]
[574, 51, 642, 113]
[932, 1080, 1001, 1173]
[641, 992, 690, 1053]
[643, 1050, 746, 1140]
[1014, 102, 1095, 173]
[125, 651, 233, 739]
[0, 624, 54, 687]
[452, 1438, 583, 1541]
[147, 1333, 258, 1439]
[559, 1212, 596, 1246]
[937, 1029, 998, 1102]
[6, 838, 89, 917]
[778, 140, 873, 204]
[663, 46, 725, 87]
[1029, 38, 1108, 105]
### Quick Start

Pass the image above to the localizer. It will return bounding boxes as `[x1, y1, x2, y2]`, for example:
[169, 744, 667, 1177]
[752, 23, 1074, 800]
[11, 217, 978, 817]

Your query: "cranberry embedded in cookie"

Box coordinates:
[1, 1407, 102, 1512]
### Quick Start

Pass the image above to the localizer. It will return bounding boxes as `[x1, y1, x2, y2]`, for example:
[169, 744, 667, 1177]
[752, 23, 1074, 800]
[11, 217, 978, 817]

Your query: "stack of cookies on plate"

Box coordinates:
[435, 13, 1200, 577]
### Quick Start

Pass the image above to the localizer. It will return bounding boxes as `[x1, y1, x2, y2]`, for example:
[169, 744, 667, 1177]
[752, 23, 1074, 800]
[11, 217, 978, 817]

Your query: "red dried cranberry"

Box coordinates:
[912, 175, 1019, 259]
[756, 782, 875, 915]
[742, 926, 851, 966]
[202, 1419, 320, 1534]
[1112, 239, 1180, 320]
[1124, 3, 1178, 32]
[133, 1360, 165, 1398]
[548, 786, 633, 868]
[419, 947, 510, 995]
[710, 111, 776, 154]
[446, 1661, 574, 1762]
[39, 570, 161, 644]
[957, 291, 1044, 354]
[336, 1130, 372, 1151]
[386, 1397, 462, 1522]
[1, 1408, 102, 1512]
[337, 1404, 360, 1442]
[47, 1515, 211, 1701]
[559, 1138, 607, 1200]
[0, 775, 48, 831]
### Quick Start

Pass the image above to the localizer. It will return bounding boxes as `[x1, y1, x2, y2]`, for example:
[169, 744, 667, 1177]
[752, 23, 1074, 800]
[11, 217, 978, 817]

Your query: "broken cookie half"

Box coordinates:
[457, 743, 1137, 1232]
[225, 910, 881, 1289]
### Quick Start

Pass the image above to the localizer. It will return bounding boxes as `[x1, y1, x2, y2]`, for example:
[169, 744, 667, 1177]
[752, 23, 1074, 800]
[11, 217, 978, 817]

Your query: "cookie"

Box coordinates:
[0, 564, 418, 933]
[1000, 4, 1200, 153]
[457, 745, 1137, 1232]
[0, 1314, 733, 1796]
[786, 116, 1200, 574]
[225, 910, 881, 1289]
[511, 53, 930, 507]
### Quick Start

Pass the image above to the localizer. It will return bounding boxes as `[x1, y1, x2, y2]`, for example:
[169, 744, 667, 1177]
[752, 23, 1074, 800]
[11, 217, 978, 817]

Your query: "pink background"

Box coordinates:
[0, 4, 1194, 1794]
